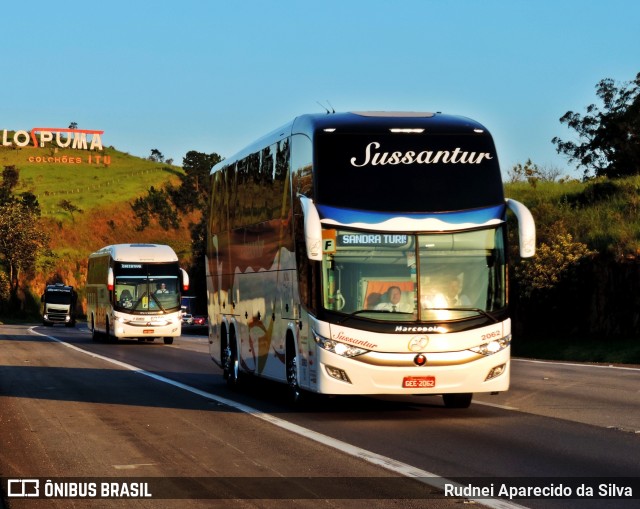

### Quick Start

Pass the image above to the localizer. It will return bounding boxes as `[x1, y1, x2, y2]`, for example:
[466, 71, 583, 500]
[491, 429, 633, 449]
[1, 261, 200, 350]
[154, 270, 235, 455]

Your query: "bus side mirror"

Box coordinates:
[181, 268, 189, 292]
[107, 267, 114, 291]
[506, 198, 536, 258]
[298, 195, 323, 261]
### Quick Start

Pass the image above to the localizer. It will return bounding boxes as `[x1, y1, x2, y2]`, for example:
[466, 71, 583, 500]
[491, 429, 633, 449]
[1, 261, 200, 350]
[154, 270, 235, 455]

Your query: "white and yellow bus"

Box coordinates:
[206, 112, 535, 407]
[87, 244, 189, 344]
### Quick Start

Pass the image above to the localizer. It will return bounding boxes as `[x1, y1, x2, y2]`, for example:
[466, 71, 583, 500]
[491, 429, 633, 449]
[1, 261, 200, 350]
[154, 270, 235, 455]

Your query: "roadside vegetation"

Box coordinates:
[506, 72, 640, 363]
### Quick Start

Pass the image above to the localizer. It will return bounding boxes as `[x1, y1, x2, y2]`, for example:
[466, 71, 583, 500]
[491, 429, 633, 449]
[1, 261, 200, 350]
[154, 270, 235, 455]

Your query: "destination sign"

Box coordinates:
[121, 264, 142, 269]
[337, 233, 410, 247]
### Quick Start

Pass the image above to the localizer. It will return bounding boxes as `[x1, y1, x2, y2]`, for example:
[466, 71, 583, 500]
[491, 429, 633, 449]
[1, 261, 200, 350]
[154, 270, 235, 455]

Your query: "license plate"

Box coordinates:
[143, 329, 154, 334]
[402, 376, 436, 388]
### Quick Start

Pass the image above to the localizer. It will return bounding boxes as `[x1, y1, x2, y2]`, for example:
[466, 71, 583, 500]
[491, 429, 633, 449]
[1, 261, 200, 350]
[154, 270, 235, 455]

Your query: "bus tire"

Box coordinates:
[104, 317, 112, 343]
[163, 337, 174, 345]
[442, 393, 473, 409]
[91, 316, 100, 342]
[226, 328, 241, 387]
[286, 334, 303, 405]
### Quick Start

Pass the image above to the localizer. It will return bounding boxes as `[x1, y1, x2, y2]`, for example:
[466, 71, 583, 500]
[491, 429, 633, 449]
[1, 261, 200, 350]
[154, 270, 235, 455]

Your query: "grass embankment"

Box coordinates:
[1, 143, 183, 221]
[506, 176, 640, 257]
[506, 176, 640, 365]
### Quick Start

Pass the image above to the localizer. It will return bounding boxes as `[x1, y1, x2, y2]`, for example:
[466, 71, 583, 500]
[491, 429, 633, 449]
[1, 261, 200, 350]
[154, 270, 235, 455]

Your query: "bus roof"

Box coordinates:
[211, 111, 492, 174]
[89, 244, 179, 263]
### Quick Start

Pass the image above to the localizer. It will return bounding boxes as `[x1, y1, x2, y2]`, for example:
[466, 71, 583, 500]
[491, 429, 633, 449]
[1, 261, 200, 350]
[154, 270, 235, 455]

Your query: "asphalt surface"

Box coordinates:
[2, 323, 639, 509]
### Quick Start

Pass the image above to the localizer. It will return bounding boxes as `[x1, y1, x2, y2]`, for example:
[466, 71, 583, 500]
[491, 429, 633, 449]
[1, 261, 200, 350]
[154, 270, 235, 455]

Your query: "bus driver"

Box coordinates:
[375, 286, 412, 312]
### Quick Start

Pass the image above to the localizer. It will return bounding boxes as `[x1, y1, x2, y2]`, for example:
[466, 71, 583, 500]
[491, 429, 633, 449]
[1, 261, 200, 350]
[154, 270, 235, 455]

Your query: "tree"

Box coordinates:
[149, 148, 165, 163]
[0, 201, 50, 306]
[507, 159, 564, 186]
[552, 72, 640, 178]
[57, 199, 83, 221]
[171, 151, 223, 212]
[130, 186, 179, 231]
[69, 122, 78, 130]
[1, 165, 20, 203]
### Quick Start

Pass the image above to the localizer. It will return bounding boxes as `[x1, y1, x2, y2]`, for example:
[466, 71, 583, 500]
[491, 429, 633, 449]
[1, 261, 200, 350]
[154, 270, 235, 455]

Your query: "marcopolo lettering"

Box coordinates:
[350, 141, 493, 167]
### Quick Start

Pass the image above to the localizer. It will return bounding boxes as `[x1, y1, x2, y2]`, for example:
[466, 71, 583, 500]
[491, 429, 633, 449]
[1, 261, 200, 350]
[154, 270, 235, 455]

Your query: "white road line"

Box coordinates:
[473, 400, 519, 411]
[513, 358, 640, 372]
[29, 327, 529, 509]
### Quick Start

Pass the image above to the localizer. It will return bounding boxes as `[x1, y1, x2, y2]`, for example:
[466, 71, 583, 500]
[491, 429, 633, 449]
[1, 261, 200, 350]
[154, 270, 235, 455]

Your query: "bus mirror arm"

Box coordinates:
[181, 268, 189, 292]
[506, 198, 536, 258]
[298, 195, 323, 261]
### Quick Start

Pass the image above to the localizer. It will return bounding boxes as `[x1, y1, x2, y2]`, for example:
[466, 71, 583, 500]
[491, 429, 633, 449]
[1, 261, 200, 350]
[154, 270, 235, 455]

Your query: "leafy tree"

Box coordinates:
[552, 72, 640, 178]
[18, 192, 41, 215]
[1, 165, 20, 203]
[0, 201, 50, 306]
[69, 122, 78, 129]
[149, 148, 165, 163]
[57, 199, 83, 221]
[171, 151, 223, 212]
[507, 159, 563, 186]
[131, 186, 179, 231]
[513, 223, 595, 298]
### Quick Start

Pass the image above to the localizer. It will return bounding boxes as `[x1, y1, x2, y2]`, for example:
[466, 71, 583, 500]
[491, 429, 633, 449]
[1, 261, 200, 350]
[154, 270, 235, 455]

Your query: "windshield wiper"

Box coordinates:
[150, 292, 167, 313]
[336, 308, 412, 325]
[426, 307, 499, 323]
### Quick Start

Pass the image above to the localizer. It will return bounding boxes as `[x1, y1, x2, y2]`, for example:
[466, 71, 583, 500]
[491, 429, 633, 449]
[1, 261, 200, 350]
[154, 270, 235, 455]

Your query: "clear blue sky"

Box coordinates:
[2, 0, 638, 176]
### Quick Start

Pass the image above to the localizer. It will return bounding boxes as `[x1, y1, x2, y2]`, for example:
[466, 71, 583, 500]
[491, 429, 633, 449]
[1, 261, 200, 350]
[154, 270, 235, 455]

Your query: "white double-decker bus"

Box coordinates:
[87, 243, 189, 344]
[206, 112, 535, 407]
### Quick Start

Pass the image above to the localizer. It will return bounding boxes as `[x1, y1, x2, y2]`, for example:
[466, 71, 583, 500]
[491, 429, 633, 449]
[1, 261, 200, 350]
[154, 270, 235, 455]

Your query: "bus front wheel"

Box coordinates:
[286, 335, 303, 405]
[226, 330, 241, 387]
[91, 316, 100, 342]
[163, 337, 174, 345]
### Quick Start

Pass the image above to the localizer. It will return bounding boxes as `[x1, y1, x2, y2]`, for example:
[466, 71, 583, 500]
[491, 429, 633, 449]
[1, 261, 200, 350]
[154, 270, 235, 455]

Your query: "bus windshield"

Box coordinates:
[44, 290, 74, 305]
[114, 262, 181, 313]
[321, 226, 506, 322]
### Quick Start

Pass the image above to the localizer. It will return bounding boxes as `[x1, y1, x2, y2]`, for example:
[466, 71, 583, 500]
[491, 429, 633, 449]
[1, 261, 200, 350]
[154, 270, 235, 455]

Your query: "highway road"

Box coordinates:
[1, 323, 639, 509]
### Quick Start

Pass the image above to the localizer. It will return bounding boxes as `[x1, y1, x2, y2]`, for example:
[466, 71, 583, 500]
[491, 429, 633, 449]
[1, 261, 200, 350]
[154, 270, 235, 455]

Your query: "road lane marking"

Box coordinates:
[473, 400, 519, 411]
[29, 327, 528, 509]
[513, 358, 640, 372]
[113, 464, 156, 470]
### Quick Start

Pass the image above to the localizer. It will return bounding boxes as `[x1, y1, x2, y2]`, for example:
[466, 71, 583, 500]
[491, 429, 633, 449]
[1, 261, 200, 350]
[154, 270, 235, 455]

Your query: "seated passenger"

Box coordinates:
[155, 283, 169, 294]
[120, 289, 133, 308]
[445, 277, 471, 307]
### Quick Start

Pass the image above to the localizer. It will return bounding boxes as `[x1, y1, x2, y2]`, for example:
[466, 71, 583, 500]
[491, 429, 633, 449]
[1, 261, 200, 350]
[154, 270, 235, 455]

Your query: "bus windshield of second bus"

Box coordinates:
[321, 225, 506, 323]
[114, 262, 182, 313]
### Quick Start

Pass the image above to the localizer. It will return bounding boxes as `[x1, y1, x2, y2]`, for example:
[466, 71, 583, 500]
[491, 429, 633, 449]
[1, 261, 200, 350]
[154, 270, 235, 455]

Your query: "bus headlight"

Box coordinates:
[312, 329, 368, 358]
[470, 334, 511, 356]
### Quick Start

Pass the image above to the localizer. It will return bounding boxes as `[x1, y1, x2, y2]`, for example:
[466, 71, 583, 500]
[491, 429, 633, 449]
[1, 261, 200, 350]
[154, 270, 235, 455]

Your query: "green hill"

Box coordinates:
[505, 175, 640, 257]
[0, 140, 183, 221]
